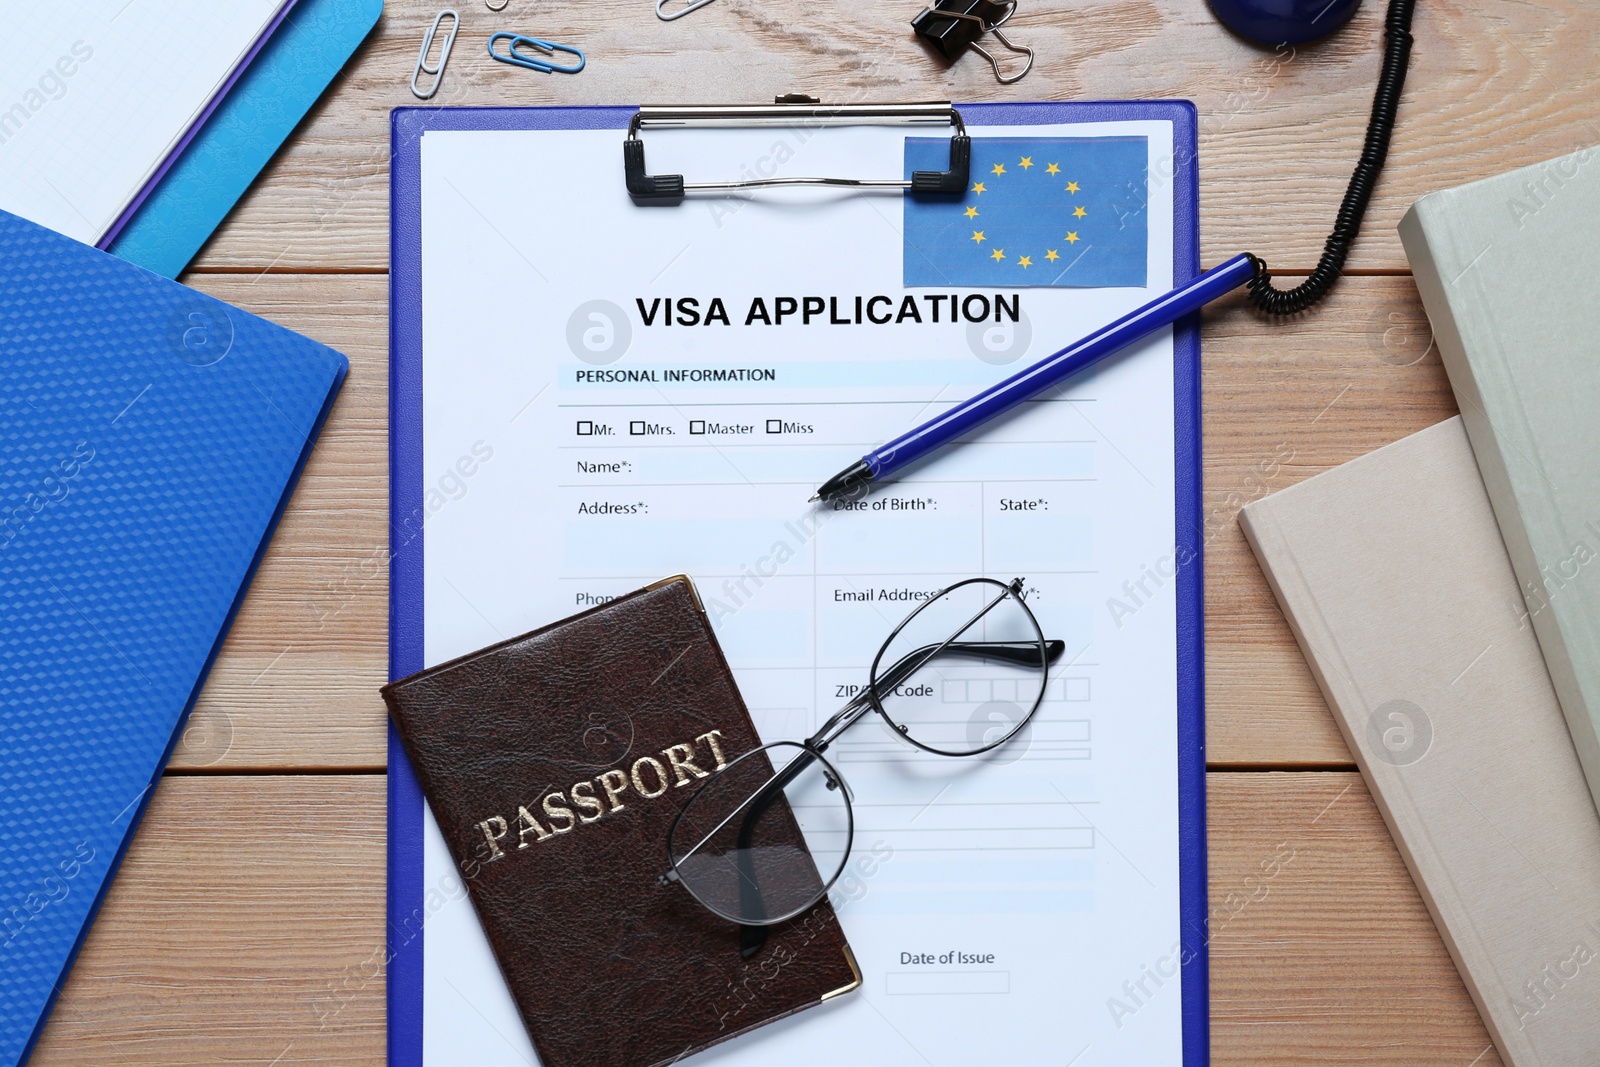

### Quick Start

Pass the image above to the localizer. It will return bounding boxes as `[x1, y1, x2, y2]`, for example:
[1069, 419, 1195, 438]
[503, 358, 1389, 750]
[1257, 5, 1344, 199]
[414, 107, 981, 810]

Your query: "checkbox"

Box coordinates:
[630, 421, 646, 435]
[690, 420, 706, 435]
[766, 419, 782, 434]
[576, 420, 594, 436]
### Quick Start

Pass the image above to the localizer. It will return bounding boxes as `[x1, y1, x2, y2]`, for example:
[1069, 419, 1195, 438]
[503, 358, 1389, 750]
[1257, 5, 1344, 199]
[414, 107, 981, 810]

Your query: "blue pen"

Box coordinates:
[810, 253, 1257, 503]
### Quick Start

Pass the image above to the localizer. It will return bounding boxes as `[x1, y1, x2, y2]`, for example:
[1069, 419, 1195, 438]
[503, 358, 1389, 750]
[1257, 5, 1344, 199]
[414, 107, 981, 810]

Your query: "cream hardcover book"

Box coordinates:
[1399, 148, 1600, 816]
[1241, 417, 1600, 1067]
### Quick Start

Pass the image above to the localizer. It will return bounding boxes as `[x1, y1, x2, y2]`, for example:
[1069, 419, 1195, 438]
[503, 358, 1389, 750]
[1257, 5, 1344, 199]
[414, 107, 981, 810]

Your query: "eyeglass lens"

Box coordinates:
[667, 741, 852, 926]
[870, 579, 1047, 756]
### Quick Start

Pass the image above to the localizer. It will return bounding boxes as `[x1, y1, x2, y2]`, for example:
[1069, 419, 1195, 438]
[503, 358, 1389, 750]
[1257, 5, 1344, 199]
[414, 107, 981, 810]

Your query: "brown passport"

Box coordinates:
[381, 576, 860, 1067]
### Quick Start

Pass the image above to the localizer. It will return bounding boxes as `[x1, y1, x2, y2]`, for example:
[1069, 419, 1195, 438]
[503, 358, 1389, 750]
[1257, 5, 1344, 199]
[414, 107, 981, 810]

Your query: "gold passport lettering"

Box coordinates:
[570, 781, 605, 823]
[476, 815, 510, 861]
[630, 757, 669, 798]
[543, 792, 577, 833]
[517, 805, 552, 845]
[663, 742, 709, 785]
[475, 728, 729, 862]
[597, 769, 629, 812]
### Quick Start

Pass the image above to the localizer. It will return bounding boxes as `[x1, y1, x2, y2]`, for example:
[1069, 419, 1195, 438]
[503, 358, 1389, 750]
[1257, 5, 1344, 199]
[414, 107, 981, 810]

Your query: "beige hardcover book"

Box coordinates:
[1240, 417, 1600, 1067]
[1399, 150, 1600, 816]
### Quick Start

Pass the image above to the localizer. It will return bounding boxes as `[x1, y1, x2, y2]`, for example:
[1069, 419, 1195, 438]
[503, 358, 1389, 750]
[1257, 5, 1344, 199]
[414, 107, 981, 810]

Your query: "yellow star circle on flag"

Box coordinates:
[1019, 157, 1033, 169]
[971, 230, 986, 243]
[1065, 232, 1080, 244]
[1073, 205, 1087, 218]
[964, 206, 979, 218]
[972, 181, 986, 194]
[1046, 163, 1060, 175]
[991, 163, 1006, 176]
[1066, 181, 1080, 193]
[1045, 249, 1059, 262]
[991, 248, 1005, 261]
[1018, 255, 1033, 268]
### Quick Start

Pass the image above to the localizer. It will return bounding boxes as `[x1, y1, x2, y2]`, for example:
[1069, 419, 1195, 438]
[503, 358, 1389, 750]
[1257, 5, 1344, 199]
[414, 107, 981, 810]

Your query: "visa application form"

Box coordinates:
[414, 119, 1189, 1066]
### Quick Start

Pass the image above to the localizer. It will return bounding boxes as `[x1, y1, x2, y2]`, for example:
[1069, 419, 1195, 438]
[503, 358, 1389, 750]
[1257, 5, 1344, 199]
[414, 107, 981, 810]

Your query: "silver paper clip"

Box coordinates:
[486, 32, 586, 74]
[656, 0, 718, 21]
[411, 9, 460, 100]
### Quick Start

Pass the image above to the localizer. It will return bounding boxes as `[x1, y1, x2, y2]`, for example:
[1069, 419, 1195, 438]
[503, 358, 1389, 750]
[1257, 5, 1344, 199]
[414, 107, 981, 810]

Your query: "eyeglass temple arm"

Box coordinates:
[809, 638, 1066, 750]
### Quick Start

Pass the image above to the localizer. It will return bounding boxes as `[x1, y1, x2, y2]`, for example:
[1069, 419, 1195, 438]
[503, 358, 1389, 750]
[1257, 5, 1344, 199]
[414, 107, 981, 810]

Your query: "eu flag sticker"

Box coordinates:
[903, 136, 1148, 288]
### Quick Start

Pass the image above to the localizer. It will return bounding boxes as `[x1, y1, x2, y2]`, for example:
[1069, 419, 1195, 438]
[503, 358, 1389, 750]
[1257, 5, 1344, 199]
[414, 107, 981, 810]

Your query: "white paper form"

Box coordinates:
[0, 0, 285, 243]
[416, 121, 1187, 1066]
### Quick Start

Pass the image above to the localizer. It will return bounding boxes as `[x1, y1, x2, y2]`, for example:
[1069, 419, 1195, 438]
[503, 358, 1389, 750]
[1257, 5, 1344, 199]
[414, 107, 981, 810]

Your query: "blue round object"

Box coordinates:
[1208, 0, 1362, 46]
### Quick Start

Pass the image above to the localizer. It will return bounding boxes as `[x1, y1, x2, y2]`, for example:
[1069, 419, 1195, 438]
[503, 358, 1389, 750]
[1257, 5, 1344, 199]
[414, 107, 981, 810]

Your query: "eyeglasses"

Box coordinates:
[659, 577, 1063, 943]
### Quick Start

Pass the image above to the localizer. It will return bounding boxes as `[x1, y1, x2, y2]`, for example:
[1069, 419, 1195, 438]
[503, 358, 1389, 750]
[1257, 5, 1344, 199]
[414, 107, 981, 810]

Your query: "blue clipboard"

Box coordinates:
[387, 101, 1207, 1067]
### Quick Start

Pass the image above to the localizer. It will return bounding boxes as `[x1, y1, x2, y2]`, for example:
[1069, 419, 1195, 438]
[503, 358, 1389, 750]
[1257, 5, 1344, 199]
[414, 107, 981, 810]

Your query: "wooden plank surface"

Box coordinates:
[27, 776, 385, 1067]
[189, 0, 1600, 274]
[1207, 772, 1502, 1066]
[27, 773, 1500, 1066]
[58, 5, 1577, 1058]
[174, 275, 389, 772]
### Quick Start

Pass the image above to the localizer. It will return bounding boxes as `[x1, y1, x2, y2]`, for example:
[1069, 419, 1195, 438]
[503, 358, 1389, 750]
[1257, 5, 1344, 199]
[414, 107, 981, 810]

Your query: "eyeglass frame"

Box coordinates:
[659, 576, 1065, 938]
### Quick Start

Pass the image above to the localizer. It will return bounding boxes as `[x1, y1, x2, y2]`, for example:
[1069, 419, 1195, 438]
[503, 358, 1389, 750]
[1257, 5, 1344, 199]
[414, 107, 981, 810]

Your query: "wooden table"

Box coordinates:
[27, 2, 1599, 1063]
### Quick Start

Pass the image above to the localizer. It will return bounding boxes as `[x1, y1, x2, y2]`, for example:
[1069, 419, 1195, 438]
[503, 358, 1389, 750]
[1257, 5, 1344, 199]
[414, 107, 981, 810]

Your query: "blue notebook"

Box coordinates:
[107, 0, 384, 278]
[0, 209, 347, 1067]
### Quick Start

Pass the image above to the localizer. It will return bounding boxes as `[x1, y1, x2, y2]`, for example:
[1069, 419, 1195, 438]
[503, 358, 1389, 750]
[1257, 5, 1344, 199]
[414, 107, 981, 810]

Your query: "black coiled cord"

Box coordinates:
[1246, 0, 1416, 315]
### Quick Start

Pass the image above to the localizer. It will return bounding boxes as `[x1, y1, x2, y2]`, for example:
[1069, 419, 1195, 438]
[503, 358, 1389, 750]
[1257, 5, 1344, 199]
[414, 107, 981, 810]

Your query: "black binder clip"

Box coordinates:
[911, 0, 1034, 84]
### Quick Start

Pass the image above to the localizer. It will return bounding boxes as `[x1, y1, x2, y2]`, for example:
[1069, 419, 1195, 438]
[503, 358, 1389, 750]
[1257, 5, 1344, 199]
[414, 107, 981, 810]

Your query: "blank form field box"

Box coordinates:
[1054, 720, 1091, 743]
[689, 420, 707, 435]
[576, 420, 594, 436]
[886, 971, 1010, 996]
[629, 420, 646, 435]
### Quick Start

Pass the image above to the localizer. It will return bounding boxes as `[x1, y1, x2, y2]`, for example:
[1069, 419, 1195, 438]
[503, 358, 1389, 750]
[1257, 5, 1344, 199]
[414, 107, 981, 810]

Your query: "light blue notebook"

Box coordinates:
[0, 208, 347, 1066]
[107, 0, 384, 278]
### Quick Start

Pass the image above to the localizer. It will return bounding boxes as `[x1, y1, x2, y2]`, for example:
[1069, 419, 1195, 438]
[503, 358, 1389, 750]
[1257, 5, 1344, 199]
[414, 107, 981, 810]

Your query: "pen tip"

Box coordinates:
[808, 493, 820, 503]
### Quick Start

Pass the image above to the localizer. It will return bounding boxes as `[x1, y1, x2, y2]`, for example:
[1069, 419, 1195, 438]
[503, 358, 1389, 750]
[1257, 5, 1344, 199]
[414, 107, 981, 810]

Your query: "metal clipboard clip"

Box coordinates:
[623, 97, 970, 206]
